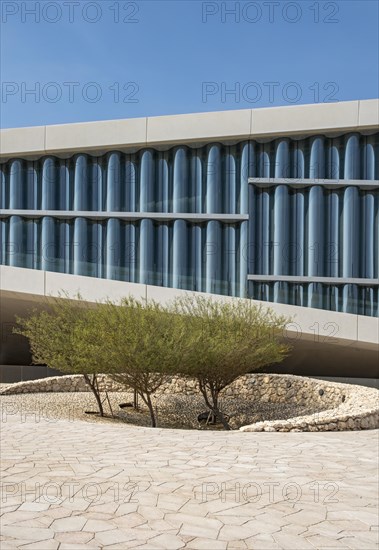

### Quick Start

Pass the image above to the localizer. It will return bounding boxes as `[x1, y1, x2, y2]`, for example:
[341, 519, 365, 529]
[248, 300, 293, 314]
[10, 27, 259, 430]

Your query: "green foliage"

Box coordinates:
[102, 297, 186, 427]
[172, 295, 291, 429]
[15, 295, 113, 416]
[15, 295, 109, 375]
[15, 292, 292, 429]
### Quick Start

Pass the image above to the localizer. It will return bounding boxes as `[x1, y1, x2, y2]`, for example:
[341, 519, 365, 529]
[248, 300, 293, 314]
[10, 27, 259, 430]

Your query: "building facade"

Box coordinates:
[1, 101, 378, 320]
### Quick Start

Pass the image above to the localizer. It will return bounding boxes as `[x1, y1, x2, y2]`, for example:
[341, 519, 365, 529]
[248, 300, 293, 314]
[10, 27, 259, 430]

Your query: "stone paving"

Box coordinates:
[1, 408, 378, 549]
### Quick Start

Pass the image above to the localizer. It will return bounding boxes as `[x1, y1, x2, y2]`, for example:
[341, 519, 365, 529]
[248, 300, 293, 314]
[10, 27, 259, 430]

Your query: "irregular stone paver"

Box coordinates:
[51, 516, 87, 532]
[0, 410, 378, 549]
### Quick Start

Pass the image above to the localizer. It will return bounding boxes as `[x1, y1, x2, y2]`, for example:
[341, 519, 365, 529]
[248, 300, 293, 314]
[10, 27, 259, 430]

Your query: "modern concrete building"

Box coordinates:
[1, 100, 378, 380]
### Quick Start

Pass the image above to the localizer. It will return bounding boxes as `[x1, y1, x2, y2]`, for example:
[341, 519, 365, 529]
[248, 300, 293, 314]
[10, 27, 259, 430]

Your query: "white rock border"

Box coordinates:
[1, 373, 378, 431]
[237, 375, 379, 432]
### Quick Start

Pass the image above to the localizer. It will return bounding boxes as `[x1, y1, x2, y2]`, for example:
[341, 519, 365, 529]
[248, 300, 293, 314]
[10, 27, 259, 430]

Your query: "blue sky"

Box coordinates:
[1, 0, 378, 128]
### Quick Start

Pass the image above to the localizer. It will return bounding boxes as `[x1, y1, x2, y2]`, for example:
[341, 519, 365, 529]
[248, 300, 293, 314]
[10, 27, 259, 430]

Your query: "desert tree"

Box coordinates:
[102, 297, 186, 428]
[15, 295, 113, 417]
[172, 295, 291, 430]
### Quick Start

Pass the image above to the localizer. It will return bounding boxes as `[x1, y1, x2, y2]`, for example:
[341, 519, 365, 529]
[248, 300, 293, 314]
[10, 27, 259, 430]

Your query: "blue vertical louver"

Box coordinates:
[0, 133, 378, 316]
[248, 133, 379, 316]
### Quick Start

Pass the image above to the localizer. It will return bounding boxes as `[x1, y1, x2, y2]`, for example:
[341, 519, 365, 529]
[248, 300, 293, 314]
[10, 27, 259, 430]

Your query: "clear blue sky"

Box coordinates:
[1, 0, 378, 128]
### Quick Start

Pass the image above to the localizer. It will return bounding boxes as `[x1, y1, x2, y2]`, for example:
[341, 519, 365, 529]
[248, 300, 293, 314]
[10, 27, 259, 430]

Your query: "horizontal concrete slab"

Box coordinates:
[0, 210, 249, 223]
[1, 265, 378, 349]
[358, 98, 379, 128]
[0, 265, 45, 295]
[146, 109, 252, 145]
[247, 274, 379, 286]
[248, 178, 379, 190]
[44, 271, 146, 303]
[250, 298, 361, 347]
[45, 117, 147, 155]
[0, 126, 45, 157]
[251, 100, 362, 137]
[357, 315, 379, 346]
[1, 100, 377, 160]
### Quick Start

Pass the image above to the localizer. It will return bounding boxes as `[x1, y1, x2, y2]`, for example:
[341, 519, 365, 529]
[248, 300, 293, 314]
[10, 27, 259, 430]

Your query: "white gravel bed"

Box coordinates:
[0, 390, 328, 429]
[0, 391, 130, 424]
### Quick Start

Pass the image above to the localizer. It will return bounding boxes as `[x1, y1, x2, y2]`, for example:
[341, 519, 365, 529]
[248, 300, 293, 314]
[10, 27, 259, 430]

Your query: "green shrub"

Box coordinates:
[171, 295, 291, 430]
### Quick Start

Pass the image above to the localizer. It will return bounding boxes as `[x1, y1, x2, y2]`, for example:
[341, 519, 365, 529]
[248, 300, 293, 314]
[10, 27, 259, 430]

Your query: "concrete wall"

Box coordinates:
[1, 100, 378, 160]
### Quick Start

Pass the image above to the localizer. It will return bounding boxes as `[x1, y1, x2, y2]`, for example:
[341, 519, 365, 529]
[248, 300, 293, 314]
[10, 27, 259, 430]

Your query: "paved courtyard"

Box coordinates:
[1, 408, 378, 549]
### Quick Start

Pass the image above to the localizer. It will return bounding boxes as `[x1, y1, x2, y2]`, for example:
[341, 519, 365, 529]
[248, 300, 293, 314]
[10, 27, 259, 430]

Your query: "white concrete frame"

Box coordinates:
[247, 275, 379, 286]
[0, 265, 378, 350]
[1, 99, 378, 160]
[0, 210, 249, 223]
[249, 178, 379, 189]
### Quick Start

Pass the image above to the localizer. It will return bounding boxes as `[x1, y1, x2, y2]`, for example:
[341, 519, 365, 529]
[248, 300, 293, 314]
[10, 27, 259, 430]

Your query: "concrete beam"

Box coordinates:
[1, 99, 378, 161]
[247, 275, 379, 286]
[248, 178, 379, 190]
[0, 210, 249, 223]
[1, 265, 378, 350]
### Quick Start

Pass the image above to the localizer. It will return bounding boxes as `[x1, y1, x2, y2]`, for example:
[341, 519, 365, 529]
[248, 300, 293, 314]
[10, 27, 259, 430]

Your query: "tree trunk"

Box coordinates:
[199, 382, 231, 430]
[83, 374, 104, 417]
[133, 389, 139, 411]
[210, 388, 231, 430]
[212, 403, 231, 431]
[140, 392, 157, 427]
